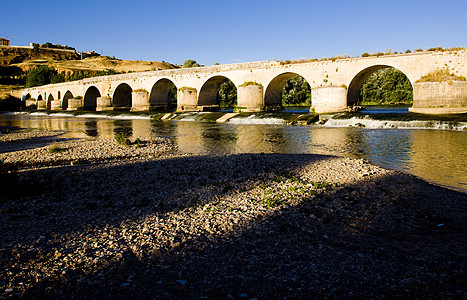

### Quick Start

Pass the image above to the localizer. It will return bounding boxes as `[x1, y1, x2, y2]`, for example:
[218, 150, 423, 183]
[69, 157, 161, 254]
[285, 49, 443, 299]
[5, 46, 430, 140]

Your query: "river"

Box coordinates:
[0, 112, 466, 193]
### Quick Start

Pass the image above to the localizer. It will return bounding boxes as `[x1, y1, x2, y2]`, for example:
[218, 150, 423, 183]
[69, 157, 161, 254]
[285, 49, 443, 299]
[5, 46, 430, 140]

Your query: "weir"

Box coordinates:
[21, 50, 467, 114]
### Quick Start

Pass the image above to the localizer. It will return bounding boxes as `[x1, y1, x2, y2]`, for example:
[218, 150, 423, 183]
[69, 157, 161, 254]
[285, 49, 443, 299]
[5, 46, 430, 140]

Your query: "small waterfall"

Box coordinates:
[30, 111, 153, 120]
[228, 114, 286, 125]
[19, 111, 467, 130]
[322, 115, 467, 130]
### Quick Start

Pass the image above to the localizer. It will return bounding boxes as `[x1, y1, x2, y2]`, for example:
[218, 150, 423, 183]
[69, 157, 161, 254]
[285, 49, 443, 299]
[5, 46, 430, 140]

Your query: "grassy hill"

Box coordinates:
[0, 47, 80, 67]
[0, 47, 178, 104]
[16, 56, 177, 73]
[1, 47, 177, 73]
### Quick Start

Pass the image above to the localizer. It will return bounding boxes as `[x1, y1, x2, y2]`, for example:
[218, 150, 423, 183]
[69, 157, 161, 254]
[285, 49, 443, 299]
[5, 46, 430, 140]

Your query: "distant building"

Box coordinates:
[0, 38, 10, 46]
[82, 51, 100, 58]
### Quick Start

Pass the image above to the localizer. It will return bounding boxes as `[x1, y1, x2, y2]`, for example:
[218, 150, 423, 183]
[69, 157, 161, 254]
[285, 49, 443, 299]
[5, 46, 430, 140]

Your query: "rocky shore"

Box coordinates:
[0, 131, 465, 299]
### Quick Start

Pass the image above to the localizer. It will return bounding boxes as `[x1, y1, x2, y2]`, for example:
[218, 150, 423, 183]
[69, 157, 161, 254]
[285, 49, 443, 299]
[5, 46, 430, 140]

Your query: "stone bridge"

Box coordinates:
[21, 50, 467, 114]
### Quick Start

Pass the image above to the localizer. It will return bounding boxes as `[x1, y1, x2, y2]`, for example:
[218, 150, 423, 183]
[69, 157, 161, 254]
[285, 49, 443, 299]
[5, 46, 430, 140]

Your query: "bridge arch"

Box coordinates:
[23, 93, 31, 101]
[347, 65, 413, 106]
[149, 78, 177, 108]
[57, 91, 61, 100]
[62, 91, 73, 110]
[113, 83, 132, 109]
[37, 94, 43, 101]
[264, 72, 311, 109]
[47, 94, 54, 109]
[198, 75, 237, 108]
[84, 86, 101, 110]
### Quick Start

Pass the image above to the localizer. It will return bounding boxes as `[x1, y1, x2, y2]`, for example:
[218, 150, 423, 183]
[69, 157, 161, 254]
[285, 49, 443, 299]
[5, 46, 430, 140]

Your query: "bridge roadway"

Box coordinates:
[21, 50, 467, 114]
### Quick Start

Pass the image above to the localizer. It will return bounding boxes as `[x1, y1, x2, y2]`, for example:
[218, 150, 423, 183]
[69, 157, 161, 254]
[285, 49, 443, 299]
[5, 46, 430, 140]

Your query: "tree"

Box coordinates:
[217, 80, 237, 107]
[281, 75, 311, 106]
[360, 68, 413, 105]
[168, 85, 177, 106]
[26, 66, 57, 87]
[50, 71, 65, 84]
[183, 60, 200, 68]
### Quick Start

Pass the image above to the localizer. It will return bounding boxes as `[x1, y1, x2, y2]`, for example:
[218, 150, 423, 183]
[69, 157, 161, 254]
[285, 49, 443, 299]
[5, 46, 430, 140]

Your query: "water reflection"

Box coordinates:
[409, 130, 467, 191]
[359, 129, 414, 171]
[0, 114, 465, 193]
[113, 120, 133, 138]
[84, 121, 98, 137]
[362, 106, 409, 114]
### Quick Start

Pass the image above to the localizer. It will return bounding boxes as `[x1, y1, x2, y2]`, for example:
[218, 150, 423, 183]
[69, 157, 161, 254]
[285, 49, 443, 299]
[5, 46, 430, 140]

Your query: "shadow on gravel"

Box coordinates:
[0, 134, 70, 153]
[0, 154, 465, 298]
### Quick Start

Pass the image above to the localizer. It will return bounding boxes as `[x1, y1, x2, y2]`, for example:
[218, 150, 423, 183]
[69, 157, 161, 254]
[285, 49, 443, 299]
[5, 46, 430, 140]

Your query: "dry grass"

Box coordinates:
[416, 69, 466, 83]
[15, 56, 177, 73]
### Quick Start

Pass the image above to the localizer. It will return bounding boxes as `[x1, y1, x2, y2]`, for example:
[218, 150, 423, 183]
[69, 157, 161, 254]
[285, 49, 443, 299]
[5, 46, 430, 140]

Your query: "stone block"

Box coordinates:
[237, 84, 263, 112]
[311, 86, 347, 113]
[96, 96, 113, 111]
[131, 90, 150, 111]
[411, 81, 467, 114]
[50, 100, 62, 110]
[177, 87, 198, 112]
[25, 99, 36, 108]
[67, 98, 83, 111]
[37, 100, 47, 110]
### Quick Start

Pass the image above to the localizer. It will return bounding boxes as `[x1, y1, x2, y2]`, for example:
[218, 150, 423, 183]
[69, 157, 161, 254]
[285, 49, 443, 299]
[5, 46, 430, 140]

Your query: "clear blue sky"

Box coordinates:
[2, 0, 466, 66]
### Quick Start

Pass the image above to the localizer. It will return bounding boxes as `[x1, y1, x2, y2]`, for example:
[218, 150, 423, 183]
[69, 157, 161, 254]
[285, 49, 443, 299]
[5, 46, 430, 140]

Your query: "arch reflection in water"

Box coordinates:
[201, 123, 238, 154]
[113, 120, 133, 138]
[171, 122, 217, 154]
[84, 121, 98, 137]
[166, 123, 290, 154]
[359, 129, 413, 171]
[409, 130, 467, 191]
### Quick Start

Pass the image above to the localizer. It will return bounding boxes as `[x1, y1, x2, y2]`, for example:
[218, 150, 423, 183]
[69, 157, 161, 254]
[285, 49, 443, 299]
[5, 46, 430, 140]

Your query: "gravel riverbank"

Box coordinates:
[0, 131, 465, 299]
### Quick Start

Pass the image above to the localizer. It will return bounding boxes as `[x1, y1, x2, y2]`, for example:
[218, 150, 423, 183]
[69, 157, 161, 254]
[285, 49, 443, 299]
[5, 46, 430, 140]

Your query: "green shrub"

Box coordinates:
[426, 47, 443, 52]
[26, 66, 57, 87]
[183, 60, 200, 68]
[134, 138, 142, 148]
[238, 81, 262, 87]
[115, 132, 130, 146]
[48, 143, 65, 153]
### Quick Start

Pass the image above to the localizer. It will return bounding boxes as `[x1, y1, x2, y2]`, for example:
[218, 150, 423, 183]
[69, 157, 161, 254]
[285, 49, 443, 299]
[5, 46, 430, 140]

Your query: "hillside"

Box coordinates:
[15, 56, 177, 73]
[0, 47, 177, 73]
[0, 47, 79, 66]
[0, 47, 178, 104]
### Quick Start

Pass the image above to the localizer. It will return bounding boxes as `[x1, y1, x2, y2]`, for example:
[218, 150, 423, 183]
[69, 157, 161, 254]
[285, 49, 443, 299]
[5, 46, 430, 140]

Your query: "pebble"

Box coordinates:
[0, 130, 464, 299]
[176, 280, 187, 286]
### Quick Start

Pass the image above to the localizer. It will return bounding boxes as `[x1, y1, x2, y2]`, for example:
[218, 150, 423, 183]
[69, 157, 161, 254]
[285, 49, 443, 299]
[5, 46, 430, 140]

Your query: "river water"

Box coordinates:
[0, 112, 466, 194]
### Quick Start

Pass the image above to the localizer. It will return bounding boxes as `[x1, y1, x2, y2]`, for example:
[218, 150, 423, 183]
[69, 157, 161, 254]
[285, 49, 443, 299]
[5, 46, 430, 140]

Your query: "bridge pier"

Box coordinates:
[37, 100, 47, 110]
[96, 96, 113, 111]
[131, 90, 150, 111]
[410, 81, 467, 114]
[177, 87, 198, 111]
[311, 86, 347, 113]
[67, 98, 83, 111]
[51, 100, 62, 110]
[25, 99, 36, 109]
[237, 84, 263, 112]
